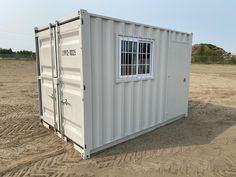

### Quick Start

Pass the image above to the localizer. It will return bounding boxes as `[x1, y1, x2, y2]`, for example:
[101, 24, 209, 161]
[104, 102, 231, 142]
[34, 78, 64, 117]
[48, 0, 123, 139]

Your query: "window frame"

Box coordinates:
[118, 35, 154, 81]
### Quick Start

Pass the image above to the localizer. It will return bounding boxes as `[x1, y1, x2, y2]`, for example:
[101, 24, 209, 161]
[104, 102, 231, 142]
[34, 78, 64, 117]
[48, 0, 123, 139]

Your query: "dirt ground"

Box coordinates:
[0, 61, 236, 177]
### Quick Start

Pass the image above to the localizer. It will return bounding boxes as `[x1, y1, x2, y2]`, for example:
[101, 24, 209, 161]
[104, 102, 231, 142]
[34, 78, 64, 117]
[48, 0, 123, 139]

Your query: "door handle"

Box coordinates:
[183, 78, 186, 82]
[61, 99, 70, 105]
[48, 94, 55, 99]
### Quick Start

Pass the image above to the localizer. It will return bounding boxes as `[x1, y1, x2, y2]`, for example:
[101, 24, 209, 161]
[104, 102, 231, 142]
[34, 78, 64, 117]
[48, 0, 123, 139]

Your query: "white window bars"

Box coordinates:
[118, 36, 154, 80]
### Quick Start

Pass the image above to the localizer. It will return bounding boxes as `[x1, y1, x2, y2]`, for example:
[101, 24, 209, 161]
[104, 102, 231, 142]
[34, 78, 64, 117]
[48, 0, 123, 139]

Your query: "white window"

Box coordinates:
[119, 36, 154, 80]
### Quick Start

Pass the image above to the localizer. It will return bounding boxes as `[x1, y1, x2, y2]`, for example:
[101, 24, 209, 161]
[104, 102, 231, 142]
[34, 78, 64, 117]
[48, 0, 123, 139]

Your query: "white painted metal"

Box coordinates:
[36, 17, 85, 154]
[57, 19, 85, 148]
[36, 27, 60, 130]
[35, 9, 193, 159]
[165, 39, 191, 120]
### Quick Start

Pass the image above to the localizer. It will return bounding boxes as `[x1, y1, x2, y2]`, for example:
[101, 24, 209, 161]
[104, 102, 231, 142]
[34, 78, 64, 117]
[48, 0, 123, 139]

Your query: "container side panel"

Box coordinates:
[102, 19, 114, 143]
[123, 24, 135, 136]
[133, 26, 144, 132]
[113, 22, 125, 140]
[142, 27, 153, 129]
[89, 15, 192, 150]
[159, 31, 169, 123]
[90, 18, 103, 147]
[151, 29, 160, 126]
[149, 28, 158, 127]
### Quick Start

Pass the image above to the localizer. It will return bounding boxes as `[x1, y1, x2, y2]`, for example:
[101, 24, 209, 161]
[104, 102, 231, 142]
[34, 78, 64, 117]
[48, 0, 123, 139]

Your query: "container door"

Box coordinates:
[56, 19, 84, 147]
[37, 26, 60, 129]
[165, 41, 190, 121]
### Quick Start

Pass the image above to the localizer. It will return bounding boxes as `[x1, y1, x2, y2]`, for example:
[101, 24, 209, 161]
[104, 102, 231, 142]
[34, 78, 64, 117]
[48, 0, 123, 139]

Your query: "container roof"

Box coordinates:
[35, 9, 192, 35]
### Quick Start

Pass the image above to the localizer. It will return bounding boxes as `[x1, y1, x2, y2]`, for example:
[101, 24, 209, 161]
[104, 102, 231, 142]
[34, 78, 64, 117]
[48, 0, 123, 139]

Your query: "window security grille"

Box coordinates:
[119, 36, 153, 80]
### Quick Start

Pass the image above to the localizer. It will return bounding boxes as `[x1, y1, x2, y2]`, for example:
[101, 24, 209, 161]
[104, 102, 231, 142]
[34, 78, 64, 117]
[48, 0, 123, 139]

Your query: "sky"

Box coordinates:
[0, 0, 235, 52]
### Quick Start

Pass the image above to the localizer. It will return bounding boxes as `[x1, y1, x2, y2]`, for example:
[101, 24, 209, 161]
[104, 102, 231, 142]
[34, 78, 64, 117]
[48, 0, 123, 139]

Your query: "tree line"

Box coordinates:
[0, 48, 34, 55]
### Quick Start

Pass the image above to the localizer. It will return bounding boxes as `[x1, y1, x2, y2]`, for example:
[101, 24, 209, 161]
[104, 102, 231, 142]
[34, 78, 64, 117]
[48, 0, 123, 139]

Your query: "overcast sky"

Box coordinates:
[0, 0, 235, 52]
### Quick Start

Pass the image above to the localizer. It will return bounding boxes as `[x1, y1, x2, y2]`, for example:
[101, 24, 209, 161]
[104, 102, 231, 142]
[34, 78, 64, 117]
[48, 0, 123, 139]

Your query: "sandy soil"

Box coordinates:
[0, 61, 236, 177]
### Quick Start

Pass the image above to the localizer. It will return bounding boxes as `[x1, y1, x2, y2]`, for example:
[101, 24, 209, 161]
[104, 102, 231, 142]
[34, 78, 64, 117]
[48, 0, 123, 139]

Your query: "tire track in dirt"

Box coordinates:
[2, 148, 83, 177]
[0, 145, 71, 176]
[2, 62, 236, 176]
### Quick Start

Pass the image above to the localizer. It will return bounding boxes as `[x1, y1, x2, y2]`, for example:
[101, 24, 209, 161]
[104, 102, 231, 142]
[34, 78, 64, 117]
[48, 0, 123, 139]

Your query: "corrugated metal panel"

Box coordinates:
[37, 27, 60, 129]
[57, 19, 85, 147]
[87, 14, 192, 150]
[36, 19, 86, 151]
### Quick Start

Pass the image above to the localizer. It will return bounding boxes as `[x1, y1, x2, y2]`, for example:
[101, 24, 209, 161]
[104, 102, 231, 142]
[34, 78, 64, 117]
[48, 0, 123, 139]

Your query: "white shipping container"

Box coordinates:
[35, 9, 193, 159]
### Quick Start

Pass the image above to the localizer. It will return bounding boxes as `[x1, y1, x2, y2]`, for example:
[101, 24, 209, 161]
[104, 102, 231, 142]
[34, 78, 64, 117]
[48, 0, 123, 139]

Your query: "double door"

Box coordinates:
[36, 19, 84, 147]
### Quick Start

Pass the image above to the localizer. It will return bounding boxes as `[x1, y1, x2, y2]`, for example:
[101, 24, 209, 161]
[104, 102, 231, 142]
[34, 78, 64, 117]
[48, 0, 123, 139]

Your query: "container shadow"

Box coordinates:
[93, 100, 236, 159]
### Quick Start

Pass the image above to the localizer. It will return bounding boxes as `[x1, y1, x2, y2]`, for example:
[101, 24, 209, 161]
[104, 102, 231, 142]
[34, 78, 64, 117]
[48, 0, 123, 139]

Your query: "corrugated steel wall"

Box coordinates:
[88, 15, 192, 150]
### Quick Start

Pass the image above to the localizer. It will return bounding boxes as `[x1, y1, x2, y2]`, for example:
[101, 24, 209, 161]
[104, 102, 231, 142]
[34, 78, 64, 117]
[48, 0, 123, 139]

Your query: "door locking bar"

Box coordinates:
[48, 94, 55, 99]
[55, 21, 64, 136]
[61, 99, 70, 105]
[49, 23, 58, 131]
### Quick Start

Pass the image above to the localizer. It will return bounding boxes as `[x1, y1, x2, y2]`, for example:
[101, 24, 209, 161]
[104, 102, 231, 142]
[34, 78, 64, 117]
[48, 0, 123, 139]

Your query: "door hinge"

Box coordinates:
[53, 78, 60, 85]
[81, 19, 83, 25]
[85, 144, 87, 149]
[83, 85, 86, 90]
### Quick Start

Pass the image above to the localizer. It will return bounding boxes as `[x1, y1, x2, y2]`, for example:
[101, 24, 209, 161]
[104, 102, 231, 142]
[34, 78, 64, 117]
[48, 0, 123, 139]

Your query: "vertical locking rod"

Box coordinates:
[55, 21, 64, 136]
[49, 23, 58, 131]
